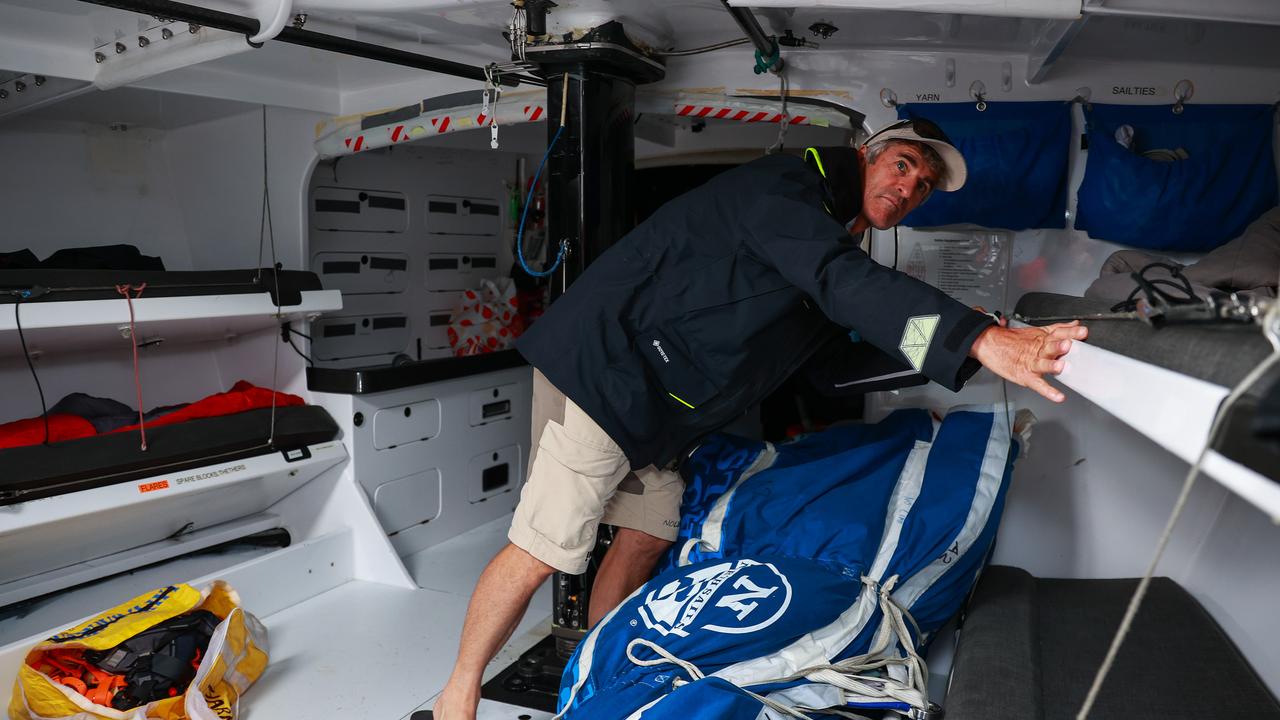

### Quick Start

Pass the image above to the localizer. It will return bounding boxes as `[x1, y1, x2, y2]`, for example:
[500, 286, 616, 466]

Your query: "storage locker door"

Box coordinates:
[425, 254, 501, 291]
[425, 195, 502, 236]
[373, 469, 442, 534]
[469, 383, 518, 426]
[313, 186, 408, 232]
[372, 399, 442, 450]
[422, 300, 458, 357]
[314, 251, 409, 295]
[313, 313, 410, 361]
[468, 445, 521, 503]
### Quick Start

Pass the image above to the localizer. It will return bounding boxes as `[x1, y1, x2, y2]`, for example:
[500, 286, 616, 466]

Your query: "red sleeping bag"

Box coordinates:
[110, 381, 305, 434]
[0, 415, 97, 450]
[0, 382, 305, 450]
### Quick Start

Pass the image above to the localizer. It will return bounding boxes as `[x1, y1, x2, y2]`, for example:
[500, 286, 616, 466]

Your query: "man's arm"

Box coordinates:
[743, 190, 992, 390]
[743, 186, 1082, 402]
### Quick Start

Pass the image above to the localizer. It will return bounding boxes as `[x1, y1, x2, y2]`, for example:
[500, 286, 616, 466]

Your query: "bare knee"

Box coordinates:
[610, 527, 673, 562]
[492, 542, 559, 585]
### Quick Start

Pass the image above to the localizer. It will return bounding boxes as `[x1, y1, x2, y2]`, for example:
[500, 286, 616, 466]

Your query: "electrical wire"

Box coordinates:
[516, 73, 571, 279]
[283, 324, 313, 364]
[892, 225, 900, 270]
[13, 297, 50, 445]
[516, 124, 566, 277]
[654, 37, 751, 56]
[287, 337, 314, 365]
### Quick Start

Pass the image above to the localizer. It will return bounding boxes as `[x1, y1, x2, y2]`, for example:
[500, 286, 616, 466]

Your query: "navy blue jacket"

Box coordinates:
[517, 148, 994, 469]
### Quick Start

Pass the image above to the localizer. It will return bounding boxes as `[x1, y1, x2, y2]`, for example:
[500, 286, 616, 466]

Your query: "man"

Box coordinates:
[434, 118, 1086, 718]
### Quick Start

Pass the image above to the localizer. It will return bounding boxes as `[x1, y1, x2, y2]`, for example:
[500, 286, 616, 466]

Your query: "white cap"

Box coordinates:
[864, 118, 968, 192]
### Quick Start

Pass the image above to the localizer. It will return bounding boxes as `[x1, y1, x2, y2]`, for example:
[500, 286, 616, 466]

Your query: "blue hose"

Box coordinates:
[516, 125, 566, 278]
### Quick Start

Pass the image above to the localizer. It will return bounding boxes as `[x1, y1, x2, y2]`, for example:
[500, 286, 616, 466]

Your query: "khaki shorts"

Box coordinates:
[508, 370, 684, 574]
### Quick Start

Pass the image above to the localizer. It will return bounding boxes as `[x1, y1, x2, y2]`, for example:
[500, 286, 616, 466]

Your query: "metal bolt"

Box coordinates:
[161, 27, 173, 40]
[14, 81, 25, 93]
[188, 23, 200, 34]
[292, 12, 307, 28]
[95, 51, 106, 63]
[33, 75, 45, 86]
[0, 89, 7, 100]
[138, 35, 150, 47]
[114, 41, 126, 54]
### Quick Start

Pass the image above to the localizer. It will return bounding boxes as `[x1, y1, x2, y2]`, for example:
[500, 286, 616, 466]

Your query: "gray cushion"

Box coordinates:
[947, 565, 1280, 720]
[946, 566, 1042, 720]
[1014, 292, 1271, 389]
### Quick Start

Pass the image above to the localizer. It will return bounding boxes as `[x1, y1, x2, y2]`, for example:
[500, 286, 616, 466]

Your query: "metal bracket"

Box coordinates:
[483, 63, 502, 149]
[970, 80, 987, 111]
[1173, 79, 1194, 114]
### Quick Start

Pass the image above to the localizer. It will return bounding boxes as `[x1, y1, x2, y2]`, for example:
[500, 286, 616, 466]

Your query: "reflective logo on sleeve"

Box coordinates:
[899, 314, 940, 372]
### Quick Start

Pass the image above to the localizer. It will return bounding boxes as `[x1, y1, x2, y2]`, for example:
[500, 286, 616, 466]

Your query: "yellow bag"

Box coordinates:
[9, 581, 268, 720]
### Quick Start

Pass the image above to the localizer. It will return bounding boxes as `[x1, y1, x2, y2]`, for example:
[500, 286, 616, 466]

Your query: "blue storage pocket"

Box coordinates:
[898, 102, 1071, 230]
[1075, 104, 1278, 251]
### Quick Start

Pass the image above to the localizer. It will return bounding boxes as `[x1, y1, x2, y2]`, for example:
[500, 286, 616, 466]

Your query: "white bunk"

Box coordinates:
[0, 276, 354, 613]
[0, 288, 341, 354]
[1052, 335, 1280, 522]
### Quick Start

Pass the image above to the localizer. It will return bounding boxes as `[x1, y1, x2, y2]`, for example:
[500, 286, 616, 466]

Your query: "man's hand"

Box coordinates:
[432, 681, 479, 720]
[967, 320, 1088, 403]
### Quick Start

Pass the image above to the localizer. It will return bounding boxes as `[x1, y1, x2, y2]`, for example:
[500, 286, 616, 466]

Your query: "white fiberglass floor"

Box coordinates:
[246, 516, 551, 720]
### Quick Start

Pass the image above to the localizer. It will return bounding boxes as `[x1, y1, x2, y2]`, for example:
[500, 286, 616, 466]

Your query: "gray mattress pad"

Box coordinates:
[1014, 292, 1273, 389]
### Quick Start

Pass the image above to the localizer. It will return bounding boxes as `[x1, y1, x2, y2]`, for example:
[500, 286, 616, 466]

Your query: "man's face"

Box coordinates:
[859, 142, 941, 230]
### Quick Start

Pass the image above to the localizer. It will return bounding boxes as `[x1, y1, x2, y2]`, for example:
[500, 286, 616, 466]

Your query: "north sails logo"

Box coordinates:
[636, 559, 792, 638]
[652, 339, 670, 364]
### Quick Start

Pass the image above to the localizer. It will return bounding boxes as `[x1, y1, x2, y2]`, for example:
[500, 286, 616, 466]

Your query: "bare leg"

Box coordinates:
[434, 543, 556, 720]
[587, 527, 673, 627]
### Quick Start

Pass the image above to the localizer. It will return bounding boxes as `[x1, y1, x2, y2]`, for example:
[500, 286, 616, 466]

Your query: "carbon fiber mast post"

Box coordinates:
[523, 19, 665, 658]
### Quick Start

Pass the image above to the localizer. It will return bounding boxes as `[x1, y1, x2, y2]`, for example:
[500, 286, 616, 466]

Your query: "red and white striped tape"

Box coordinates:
[337, 104, 548, 154]
[675, 104, 807, 125]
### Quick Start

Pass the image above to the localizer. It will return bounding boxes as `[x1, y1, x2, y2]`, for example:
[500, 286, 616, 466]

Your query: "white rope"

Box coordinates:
[1075, 326, 1280, 719]
[626, 637, 822, 719]
[778, 576, 930, 711]
[626, 638, 707, 684]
